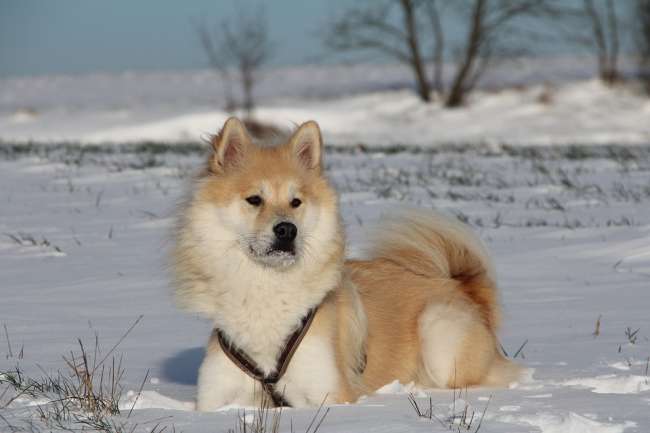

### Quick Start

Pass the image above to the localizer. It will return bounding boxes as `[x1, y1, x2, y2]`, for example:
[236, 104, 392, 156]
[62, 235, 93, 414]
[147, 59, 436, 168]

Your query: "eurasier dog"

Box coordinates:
[172, 117, 520, 411]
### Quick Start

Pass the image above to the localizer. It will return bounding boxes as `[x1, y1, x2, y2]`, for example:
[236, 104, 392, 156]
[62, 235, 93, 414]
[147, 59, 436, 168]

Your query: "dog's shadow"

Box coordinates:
[160, 347, 205, 385]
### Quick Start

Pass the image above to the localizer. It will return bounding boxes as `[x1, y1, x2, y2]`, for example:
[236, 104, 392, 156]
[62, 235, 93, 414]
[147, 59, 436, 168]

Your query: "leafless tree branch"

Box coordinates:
[193, 18, 235, 111]
[194, 4, 272, 116]
[424, 0, 445, 94]
[325, 0, 433, 102]
[325, 0, 560, 107]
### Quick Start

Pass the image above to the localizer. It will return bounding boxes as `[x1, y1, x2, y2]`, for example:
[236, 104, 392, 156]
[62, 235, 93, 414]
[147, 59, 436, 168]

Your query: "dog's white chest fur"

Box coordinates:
[213, 263, 321, 373]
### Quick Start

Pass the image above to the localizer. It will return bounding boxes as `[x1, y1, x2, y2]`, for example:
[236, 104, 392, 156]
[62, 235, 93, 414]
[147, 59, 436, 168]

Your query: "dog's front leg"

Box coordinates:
[196, 332, 258, 411]
[278, 333, 341, 408]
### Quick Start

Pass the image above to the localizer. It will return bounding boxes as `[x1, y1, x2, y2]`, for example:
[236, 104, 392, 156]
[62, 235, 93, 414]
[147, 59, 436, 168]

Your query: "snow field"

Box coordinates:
[2, 75, 650, 148]
[1, 145, 649, 432]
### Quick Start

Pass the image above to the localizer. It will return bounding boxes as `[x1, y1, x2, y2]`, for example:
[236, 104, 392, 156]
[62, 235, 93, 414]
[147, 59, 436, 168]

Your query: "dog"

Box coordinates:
[172, 117, 521, 411]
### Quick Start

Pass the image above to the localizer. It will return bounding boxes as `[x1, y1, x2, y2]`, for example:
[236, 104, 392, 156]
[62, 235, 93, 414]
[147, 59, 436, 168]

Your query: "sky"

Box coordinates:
[0, 0, 360, 77]
[0, 0, 621, 78]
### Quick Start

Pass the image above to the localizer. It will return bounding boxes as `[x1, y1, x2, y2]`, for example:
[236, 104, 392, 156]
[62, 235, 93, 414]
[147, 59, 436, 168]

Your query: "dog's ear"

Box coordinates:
[289, 121, 322, 171]
[210, 117, 251, 172]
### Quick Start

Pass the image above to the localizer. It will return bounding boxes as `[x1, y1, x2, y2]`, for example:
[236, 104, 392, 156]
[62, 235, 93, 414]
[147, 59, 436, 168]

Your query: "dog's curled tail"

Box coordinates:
[367, 209, 495, 282]
[366, 209, 499, 328]
[366, 209, 522, 387]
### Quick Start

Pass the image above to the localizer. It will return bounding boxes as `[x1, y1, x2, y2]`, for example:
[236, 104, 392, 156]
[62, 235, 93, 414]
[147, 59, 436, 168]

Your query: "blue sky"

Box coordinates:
[0, 0, 360, 77]
[1, 0, 607, 78]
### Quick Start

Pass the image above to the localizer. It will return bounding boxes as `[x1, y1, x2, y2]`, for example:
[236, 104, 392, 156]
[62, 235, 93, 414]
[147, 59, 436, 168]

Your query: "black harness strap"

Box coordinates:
[215, 307, 318, 407]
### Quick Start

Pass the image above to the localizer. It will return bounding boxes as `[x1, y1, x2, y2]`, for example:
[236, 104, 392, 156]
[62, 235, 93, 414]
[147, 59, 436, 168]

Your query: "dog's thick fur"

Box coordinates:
[172, 118, 520, 410]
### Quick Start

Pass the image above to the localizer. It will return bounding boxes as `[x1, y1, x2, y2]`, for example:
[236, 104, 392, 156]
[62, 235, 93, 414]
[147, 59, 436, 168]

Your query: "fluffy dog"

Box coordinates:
[172, 117, 520, 410]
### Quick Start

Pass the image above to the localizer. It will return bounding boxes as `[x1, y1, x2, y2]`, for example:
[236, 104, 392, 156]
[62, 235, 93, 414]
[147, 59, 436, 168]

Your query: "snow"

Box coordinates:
[1, 65, 649, 148]
[375, 380, 427, 397]
[562, 375, 650, 394]
[120, 390, 195, 412]
[1, 144, 649, 432]
[1, 62, 650, 431]
[499, 412, 636, 433]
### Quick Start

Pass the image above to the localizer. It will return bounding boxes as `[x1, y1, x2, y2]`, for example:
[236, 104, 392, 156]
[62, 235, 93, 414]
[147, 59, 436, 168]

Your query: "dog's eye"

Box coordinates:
[290, 198, 302, 208]
[246, 195, 263, 206]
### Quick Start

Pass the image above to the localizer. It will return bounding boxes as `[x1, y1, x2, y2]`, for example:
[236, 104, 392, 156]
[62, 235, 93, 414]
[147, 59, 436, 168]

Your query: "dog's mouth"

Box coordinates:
[270, 240, 295, 255]
[247, 242, 297, 268]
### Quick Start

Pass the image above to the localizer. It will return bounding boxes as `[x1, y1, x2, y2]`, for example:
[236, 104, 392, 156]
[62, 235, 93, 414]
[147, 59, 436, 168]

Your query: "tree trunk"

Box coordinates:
[401, 0, 432, 102]
[426, 0, 445, 95]
[639, 0, 650, 95]
[446, 0, 486, 108]
[221, 69, 237, 112]
[241, 64, 255, 118]
[604, 0, 619, 84]
[432, 21, 444, 95]
[584, 0, 618, 86]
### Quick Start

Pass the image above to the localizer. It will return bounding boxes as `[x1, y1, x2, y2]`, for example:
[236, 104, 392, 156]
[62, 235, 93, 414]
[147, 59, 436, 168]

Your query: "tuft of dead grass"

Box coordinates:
[227, 393, 330, 433]
[0, 315, 172, 433]
[408, 389, 491, 432]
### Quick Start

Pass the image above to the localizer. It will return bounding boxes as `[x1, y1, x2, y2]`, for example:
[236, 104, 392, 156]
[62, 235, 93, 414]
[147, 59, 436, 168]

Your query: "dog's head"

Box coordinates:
[194, 117, 341, 270]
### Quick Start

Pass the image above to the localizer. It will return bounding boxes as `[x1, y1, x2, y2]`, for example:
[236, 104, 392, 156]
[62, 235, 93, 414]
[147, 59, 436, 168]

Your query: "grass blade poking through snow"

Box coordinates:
[408, 391, 492, 432]
[0, 315, 171, 433]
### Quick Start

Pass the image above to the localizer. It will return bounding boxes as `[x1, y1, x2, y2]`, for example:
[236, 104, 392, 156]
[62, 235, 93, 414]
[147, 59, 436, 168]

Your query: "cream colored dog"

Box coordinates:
[172, 117, 520, 411]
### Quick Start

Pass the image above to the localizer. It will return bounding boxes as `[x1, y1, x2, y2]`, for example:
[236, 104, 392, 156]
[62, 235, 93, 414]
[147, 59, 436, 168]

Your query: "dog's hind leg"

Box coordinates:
[417, 299, 497, 388]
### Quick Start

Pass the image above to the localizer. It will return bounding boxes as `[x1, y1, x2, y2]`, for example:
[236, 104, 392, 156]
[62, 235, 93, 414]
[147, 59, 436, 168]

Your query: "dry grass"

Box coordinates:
[499, 339, 528, 360]
[408, 389, 492, 432]
[3, 324, 24, 361]
[0, 316, 172, 433]
[625, 327, 640, 345]
[227, 394, 330, 433]
[3, 232, 63, 254]
[593, 315, 602, 337]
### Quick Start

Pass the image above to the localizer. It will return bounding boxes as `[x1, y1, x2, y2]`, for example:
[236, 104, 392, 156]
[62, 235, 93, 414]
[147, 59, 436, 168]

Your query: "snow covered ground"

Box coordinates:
[1, 144, 649, 432]
[2, 61, 649, 148]
[1, 61, 649, 431]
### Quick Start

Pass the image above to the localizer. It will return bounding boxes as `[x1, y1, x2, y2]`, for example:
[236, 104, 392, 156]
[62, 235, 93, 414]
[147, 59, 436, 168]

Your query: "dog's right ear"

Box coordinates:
[210, 117, 251, 173]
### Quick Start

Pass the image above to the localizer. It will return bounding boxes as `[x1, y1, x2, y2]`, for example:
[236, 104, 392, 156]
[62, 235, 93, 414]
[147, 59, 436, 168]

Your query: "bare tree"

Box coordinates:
[401, 0, 432, 101]
[445, 0, 560, 107]
[325, 0, 558, 108]
[637, 0, 650, 94]
[556, 0, 624, 85]
[194, 19, 236, 111]
[445, 0, 488, 107]
[325, 0, 437, 102]
[194, 5, 272, 117]
[424, 0, 446, 95]
[583, 0, 620, 84]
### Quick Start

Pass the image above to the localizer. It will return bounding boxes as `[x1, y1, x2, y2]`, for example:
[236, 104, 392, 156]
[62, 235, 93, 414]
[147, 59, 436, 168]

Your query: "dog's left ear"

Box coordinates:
[289, 121, 322, 171]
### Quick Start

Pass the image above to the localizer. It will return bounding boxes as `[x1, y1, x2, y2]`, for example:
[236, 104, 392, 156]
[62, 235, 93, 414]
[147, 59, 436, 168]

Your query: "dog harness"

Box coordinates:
[215, 307, 318, 407]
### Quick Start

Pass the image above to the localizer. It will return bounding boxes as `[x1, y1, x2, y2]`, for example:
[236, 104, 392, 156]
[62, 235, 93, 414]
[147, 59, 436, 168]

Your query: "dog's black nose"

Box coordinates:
[273, 222, 297, 241]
